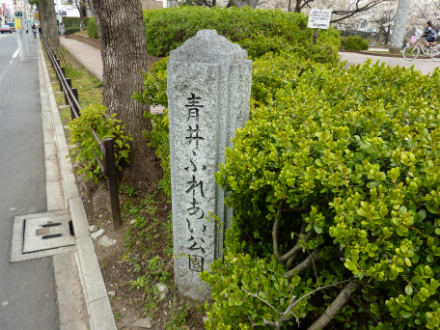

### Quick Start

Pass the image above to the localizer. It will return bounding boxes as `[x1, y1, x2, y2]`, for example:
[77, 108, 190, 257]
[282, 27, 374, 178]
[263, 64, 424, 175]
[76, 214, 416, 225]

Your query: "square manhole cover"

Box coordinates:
[23, 213, 75, 254]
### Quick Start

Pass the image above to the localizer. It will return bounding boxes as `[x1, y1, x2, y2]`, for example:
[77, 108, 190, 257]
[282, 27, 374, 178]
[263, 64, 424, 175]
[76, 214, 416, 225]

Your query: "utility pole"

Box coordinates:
[390, 0, 411, 54]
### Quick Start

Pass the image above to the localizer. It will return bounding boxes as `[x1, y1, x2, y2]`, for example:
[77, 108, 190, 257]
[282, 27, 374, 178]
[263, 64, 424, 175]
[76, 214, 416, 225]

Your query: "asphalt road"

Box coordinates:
[340, 51, 440, 75]
[0, 34, 59, 329]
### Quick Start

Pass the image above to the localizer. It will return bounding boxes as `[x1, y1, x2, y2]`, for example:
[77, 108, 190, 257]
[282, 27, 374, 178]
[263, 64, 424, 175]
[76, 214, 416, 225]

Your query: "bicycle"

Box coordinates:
[402, 32, 440, 61]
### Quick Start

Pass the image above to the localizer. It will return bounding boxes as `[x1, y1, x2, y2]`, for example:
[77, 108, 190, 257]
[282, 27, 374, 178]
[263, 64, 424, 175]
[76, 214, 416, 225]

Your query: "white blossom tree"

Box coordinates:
[368, 0, 398, 44]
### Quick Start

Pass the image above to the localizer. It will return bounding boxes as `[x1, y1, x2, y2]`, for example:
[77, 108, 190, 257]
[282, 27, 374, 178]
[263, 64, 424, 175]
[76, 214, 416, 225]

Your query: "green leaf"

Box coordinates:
[418, 209, 427, 220]
[427, 205, 439, 214]
[411, 276, 423, 284]
[258, 291, 266, 299]
[405, 285, 413, 296]
[314, 224, 323, 234]
[366, 181, 379, 189]
[400, 310, 413, 319]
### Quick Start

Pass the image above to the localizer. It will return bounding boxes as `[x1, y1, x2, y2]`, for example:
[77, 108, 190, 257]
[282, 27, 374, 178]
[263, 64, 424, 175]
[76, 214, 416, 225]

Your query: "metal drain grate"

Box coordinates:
[22, 213, 75, 254]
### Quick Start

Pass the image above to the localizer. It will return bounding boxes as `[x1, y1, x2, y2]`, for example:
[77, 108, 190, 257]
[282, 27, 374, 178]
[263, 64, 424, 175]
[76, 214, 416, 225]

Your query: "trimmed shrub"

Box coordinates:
[206, 61, 440, 329]
[87, 17, 99, 39]
[344, 35, 369, 51]
[62, 17, 90, 28]
[65, 26, 88, 35]
[143, 6, 340, 62]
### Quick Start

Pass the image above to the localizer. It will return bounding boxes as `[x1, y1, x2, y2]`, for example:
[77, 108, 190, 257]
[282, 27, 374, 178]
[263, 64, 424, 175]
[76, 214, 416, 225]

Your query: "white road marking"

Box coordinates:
[12, 49, 19, 58]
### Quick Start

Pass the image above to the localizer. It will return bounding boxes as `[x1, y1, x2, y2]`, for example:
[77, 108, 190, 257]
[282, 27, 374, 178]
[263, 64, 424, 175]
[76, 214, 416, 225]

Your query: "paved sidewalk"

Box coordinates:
[60, 37, 165, 114]
[340, 52, 439, 75]
[60, 38, 103, 80]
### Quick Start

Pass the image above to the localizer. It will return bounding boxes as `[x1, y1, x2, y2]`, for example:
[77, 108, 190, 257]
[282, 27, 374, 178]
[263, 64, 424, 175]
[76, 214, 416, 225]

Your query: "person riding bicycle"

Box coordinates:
[422, 21, 438, 49]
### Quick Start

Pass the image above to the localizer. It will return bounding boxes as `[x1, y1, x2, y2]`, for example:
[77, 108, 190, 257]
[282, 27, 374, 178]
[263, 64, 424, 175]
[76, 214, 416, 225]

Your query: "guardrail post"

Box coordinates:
[60, 68, 65, 92]
[64, 78, 72, 105]
[72, 88, 79, 118]
[53, 55, 58, 78]
[103, 138, 122, 230]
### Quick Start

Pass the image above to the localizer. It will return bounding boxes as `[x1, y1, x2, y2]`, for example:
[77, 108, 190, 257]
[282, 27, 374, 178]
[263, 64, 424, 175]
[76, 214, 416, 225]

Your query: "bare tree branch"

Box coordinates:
[272, 204, 310, 265]
[243, 279, 355, 330]
[330, 0, 393, 24]
[307, 282, 362, 330]
[284, 248, 323, 278]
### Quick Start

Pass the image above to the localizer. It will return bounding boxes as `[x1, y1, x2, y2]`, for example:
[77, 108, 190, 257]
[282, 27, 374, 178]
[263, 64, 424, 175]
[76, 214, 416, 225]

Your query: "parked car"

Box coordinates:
[0, 25, 12, 33]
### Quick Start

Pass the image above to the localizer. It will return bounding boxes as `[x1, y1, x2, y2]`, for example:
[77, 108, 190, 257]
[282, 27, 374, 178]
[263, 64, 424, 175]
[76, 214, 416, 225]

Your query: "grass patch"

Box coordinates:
[41, 43, 103, 139]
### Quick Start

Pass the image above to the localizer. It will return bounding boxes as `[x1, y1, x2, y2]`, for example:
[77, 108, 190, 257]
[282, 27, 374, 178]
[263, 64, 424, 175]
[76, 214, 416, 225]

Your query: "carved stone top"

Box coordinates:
[170, 29, 247, 59]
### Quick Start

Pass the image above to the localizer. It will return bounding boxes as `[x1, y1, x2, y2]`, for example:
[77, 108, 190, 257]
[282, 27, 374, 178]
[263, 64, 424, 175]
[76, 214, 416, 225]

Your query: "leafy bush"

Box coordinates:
[143, 6, 340, 62]
[201, 253, 314, 330]
[133, 57, 171, 201]
[62, 17, 91, 28]
[344, 35, 369, 51]
[207, 61, 440, 329]
[65, 26, 88, 35]
[68, 104, 132, 183]
[87, 17, 99, 39]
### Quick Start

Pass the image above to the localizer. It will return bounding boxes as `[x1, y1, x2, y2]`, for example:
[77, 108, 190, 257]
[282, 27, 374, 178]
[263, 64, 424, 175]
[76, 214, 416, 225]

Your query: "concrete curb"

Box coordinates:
[38, 41, 117, 330]
[340, 49, 432, 59]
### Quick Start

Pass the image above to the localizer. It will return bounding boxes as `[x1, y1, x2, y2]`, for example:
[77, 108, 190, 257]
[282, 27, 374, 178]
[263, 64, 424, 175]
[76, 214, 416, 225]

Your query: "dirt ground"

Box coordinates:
[79, 180, 206, 330]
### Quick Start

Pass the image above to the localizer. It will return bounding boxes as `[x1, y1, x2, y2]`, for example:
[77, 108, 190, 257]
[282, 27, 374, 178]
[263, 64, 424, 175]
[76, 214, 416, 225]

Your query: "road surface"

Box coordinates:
[340, 51, 439, 75]
[0, 34, 59, 330]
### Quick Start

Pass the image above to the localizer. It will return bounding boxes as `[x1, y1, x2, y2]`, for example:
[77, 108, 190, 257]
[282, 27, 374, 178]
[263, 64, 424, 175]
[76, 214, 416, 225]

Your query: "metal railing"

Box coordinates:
[41, 35, 122, 230]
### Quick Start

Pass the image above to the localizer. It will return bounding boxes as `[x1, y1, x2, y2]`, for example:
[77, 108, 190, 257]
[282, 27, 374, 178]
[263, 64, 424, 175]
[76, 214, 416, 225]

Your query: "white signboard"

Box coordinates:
[307, 9, 332, 29]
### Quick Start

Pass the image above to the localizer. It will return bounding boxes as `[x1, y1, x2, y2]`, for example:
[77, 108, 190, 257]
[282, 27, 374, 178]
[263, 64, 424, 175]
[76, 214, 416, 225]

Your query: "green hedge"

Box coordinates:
[143, 6, 340, 61]
[87, 17, 98, 39]
[62, 17, 91, 28]
[207, 60, 440, 329]
[344, 35, 369, 51]
[65, 26, 88, 35]
[137, 51, 440, 328]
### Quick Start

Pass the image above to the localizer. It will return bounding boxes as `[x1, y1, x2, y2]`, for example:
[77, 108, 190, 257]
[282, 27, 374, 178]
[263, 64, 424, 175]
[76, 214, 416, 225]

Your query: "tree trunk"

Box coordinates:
[79, 3, 84, 31]
[294, 0, 301, 13]
[390, 0, 411, 53]
[86, 0, 95, 16]
[385, 26, 391, 44]
[90, 0, 161, 189]
[228, 0, 258, 8]
[40, 0, 60, 48]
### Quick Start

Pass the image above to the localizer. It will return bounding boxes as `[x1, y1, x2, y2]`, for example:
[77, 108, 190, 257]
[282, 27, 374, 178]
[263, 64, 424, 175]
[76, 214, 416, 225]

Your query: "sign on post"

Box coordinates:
[168, 30, 252, 301]
[307, 9, 332, 29]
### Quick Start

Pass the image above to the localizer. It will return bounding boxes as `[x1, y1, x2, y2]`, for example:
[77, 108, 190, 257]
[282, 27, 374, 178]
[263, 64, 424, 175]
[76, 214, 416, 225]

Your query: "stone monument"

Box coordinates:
[167, 30, 252, 300]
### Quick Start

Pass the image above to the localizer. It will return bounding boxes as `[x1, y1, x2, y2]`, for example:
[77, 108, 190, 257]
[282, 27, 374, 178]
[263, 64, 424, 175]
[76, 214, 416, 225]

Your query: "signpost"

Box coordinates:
[307, 9, 332, 44]
[14, 18, 21, 29]
[14, 0, 29, 63]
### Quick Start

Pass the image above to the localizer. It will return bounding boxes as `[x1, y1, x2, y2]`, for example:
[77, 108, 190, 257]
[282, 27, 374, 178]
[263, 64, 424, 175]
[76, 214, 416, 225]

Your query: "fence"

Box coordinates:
[40, 35, 122, 230]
